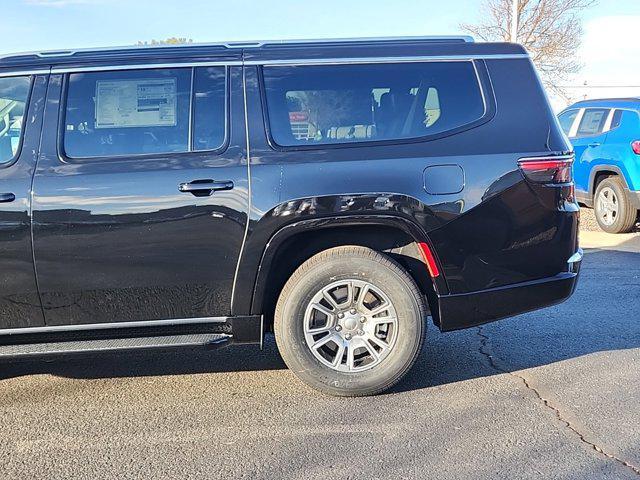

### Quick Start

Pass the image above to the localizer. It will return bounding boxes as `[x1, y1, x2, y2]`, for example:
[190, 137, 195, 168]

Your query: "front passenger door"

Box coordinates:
[32, 63, 249, 326]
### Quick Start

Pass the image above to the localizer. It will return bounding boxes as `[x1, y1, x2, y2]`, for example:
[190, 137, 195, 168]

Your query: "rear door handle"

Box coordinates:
[0, 193, 15, 203]
[178, 179, 234, 197]
[588, 142, 601, 148]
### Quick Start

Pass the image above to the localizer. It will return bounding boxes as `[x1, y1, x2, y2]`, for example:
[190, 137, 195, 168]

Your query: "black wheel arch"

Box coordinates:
[249, 215, 446, 331]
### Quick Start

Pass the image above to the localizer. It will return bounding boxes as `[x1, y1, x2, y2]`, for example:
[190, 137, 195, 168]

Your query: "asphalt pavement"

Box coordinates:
[1, 231, 639, 479]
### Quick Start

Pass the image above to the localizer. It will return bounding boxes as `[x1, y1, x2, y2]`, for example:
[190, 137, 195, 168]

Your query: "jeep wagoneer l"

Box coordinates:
[0, 37, 581, 395]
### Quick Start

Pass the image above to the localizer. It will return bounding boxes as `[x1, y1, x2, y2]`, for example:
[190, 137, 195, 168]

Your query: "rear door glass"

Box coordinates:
[262, 61, 485, 147]
[576, 108, 610, 137]
[63, 67, 226, 159]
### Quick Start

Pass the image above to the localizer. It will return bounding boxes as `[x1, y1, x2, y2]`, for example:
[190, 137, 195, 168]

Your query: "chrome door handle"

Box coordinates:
[178, 179, 234, 197]
[0, 192, 15, 203]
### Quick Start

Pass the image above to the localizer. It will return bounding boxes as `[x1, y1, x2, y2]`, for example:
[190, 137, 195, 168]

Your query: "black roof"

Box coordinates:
[0, 36, 527, 71]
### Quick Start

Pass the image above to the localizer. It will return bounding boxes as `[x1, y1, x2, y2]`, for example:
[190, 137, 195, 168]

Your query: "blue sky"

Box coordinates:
[5, 0, 640, 107]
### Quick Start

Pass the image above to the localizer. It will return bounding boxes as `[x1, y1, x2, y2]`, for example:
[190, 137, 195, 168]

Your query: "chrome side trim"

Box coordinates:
[40, 54, 529, 75]
[0, 316, 228, 335]
[518, 154, 575, 163]
[259, 315, 264, 350]
[230, 61, 252, 310]
[249, 54, 529, 66]
[568, 248, 583, 264]
[0, 69, 50, 78]
[4, 36, 476, 61]
[51, 61, 242, 74]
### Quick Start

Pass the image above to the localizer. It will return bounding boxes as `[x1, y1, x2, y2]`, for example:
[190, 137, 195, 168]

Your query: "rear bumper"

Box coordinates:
[436, 249, 582, 332]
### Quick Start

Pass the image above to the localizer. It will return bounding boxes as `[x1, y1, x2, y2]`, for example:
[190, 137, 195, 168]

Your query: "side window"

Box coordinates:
[262, 61, 485, 147]
[0, 76, 31, 165]
[63, 67, 226, 159]
[609, 109, 623, 131]
[576, 108, 609, 137]
[557, 109, 578, 136]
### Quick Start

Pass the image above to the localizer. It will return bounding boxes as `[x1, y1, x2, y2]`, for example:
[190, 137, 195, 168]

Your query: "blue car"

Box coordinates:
[558, 98, 640, 233]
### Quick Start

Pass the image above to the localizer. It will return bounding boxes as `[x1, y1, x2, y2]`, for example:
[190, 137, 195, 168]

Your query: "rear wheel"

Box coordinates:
[594, 176, 637, 233]
[274, 246, 426, 396]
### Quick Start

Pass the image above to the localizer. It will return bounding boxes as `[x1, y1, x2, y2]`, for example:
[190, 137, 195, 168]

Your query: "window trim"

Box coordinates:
[258, 59, 496, 151]
[0, 74, 35, 169]
[57, 65, 230, 163]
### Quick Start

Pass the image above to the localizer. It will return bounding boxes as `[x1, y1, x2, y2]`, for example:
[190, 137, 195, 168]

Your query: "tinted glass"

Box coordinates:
[0, 76, 30, 164]
[609, 109, 623, 131]
[64, 67, 225, 158]
[576, 108, 609, 137]
[263, 62, 485, 146]
[192, 67, 226, 151]
[558, 109, 578, 136]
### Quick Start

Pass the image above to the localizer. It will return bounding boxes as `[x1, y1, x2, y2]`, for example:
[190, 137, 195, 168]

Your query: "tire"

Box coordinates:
[594, 176, 638, 234]
[274, 245, 426, 396]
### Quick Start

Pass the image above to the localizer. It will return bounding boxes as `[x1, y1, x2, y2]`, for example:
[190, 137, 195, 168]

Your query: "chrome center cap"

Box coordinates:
[343, 316, 358, 331]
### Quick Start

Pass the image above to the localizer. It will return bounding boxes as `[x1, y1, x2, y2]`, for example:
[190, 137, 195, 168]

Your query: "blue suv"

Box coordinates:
[558, 98, 640, 233]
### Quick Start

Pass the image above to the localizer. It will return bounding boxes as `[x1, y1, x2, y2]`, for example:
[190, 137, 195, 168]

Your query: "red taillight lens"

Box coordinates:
[518, 155, 573, 184]
[631, 141, 640, 155]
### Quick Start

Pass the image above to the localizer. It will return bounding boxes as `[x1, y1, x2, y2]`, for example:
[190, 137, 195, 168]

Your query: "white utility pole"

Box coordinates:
[511, 0, 518, 42]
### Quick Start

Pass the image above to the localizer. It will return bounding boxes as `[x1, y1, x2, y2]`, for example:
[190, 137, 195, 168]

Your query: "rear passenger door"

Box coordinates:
[570, 108, 611, 192]
[32, 61, 249, 326]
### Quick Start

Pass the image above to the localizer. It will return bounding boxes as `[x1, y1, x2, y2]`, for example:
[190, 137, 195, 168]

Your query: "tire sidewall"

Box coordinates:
[276, 252, 424, 396]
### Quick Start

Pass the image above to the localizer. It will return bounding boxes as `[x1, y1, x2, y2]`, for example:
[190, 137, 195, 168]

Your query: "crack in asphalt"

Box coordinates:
[476, 326, 640, 476]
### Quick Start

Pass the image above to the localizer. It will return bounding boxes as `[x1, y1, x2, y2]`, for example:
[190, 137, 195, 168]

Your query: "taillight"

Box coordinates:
[518, 155, 574, 184]
[631, 141, 640, 155]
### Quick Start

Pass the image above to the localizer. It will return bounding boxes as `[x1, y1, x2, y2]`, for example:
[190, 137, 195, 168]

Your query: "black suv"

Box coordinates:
[0, 37, 581, 396]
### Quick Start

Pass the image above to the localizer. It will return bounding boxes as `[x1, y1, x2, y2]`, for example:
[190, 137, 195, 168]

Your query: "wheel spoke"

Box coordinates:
[368, 335, 390, 352]
[332, 341, 346, 367]
[356, 284, 370, 310]
[321, 290, 340, 311]
[367, 302, 391, 317]
[346, 344, 356, 370]
[362, 340, 380, 362]
[312, 333, 339, 351]
[342, 281, 354, 306]
[370, 315, 397, 326]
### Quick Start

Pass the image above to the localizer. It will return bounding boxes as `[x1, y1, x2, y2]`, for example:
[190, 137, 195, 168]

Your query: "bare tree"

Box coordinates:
[461, 0, 596, 100]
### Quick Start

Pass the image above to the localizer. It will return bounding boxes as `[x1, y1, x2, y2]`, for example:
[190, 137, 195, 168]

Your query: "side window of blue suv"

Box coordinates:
[576, 108, 609, 137]
[558, 109, 578, 136]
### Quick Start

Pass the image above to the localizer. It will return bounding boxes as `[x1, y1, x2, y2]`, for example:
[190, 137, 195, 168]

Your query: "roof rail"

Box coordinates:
[1, 35, 475, 62]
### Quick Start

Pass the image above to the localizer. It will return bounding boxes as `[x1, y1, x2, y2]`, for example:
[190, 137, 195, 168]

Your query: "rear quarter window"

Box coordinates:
[262, 61, 486, 147]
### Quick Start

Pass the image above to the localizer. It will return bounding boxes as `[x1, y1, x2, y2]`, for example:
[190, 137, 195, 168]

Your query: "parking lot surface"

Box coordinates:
[1, 234, 639, 479]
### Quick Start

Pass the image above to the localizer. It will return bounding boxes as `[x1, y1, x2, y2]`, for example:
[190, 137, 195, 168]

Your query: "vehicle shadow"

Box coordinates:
[1, 241, 638, 393]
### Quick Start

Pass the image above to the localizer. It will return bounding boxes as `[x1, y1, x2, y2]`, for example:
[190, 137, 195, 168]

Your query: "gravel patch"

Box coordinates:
[579, 206, 640, 233]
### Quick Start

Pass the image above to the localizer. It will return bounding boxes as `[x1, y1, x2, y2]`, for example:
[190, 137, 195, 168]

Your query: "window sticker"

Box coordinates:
[95, 78, 177, 129]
